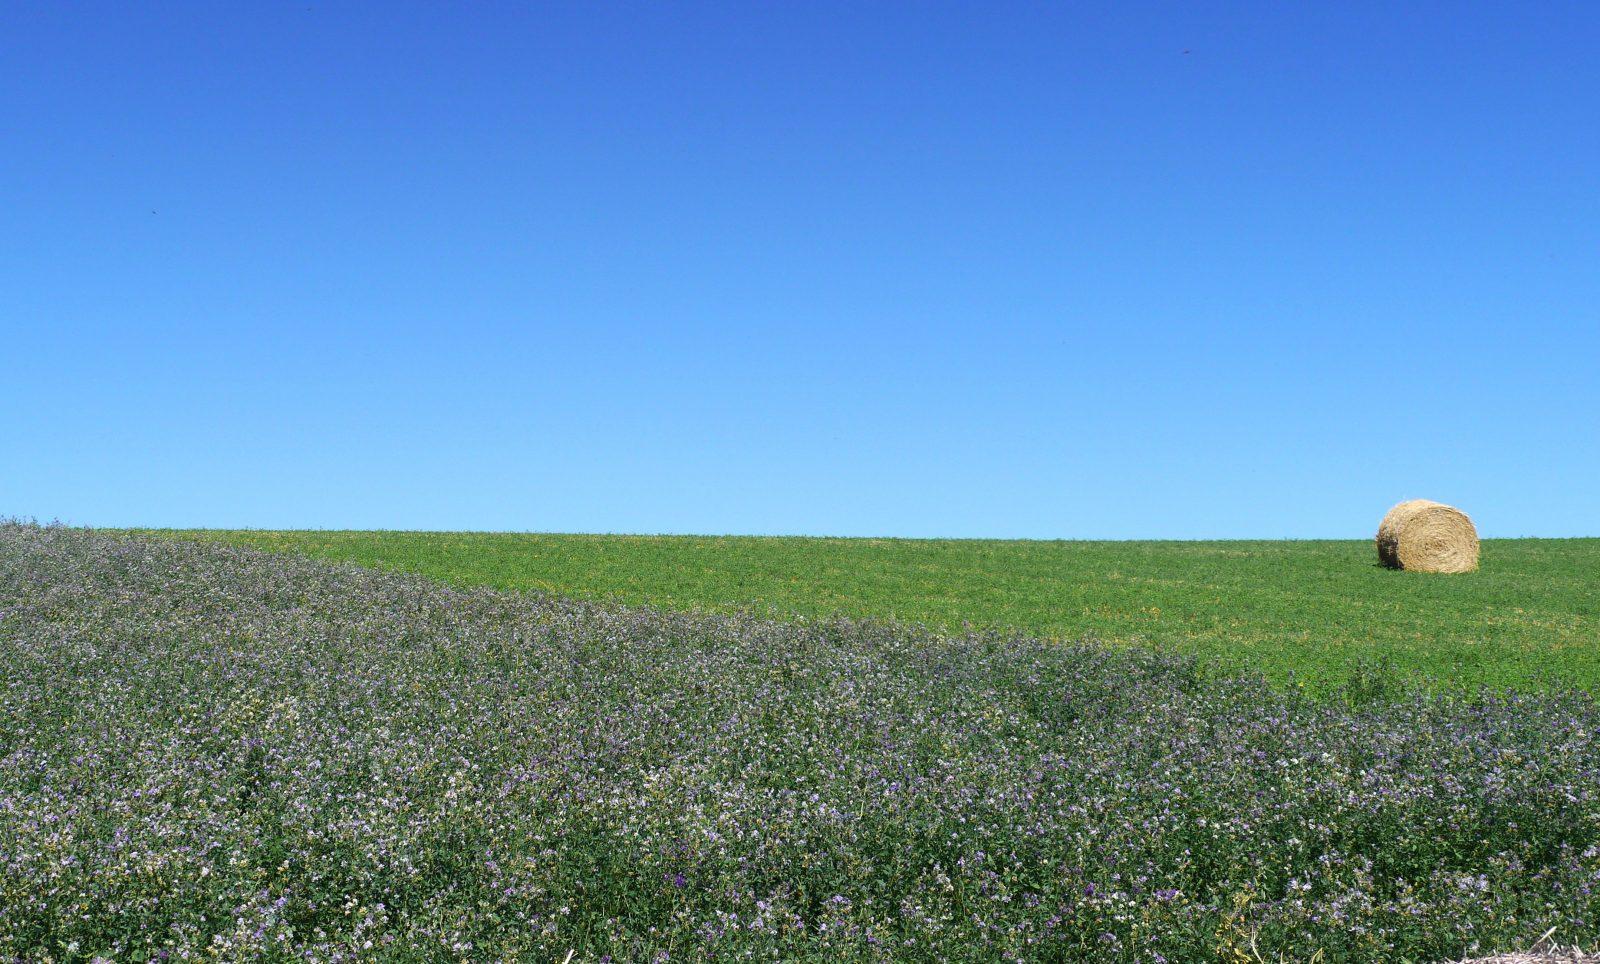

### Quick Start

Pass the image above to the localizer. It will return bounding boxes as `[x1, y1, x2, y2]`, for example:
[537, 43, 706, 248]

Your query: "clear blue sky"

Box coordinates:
[4, 2, 1596, 538]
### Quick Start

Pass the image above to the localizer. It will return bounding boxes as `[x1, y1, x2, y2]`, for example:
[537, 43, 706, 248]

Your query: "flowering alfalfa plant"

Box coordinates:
[1, 522, 1597, 962]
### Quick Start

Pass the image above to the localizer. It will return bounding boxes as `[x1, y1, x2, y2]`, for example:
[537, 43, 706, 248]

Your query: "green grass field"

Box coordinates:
[141, 530, 1600, 693]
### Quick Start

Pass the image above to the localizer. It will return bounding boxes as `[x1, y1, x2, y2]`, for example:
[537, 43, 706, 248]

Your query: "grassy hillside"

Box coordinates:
[13, 524, 1600, 960]
[144, 530, 1600, 692]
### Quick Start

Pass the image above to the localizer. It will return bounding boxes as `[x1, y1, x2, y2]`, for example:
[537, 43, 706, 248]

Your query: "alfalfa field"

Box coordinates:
[6, 524, 1598, 960]
[150, 528, 1599, 693]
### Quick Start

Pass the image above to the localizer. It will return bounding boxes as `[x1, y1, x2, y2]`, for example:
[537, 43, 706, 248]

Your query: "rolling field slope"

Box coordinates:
[8, 524, 1600, 960]
[148, 530, 1600, 692]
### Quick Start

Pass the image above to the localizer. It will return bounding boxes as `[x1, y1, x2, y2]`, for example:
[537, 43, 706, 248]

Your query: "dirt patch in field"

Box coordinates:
[1454, 945, 1599, 963]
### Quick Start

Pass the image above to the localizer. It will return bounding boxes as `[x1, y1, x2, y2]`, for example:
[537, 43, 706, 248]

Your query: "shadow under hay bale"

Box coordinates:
[1376, 499, 1480, 573]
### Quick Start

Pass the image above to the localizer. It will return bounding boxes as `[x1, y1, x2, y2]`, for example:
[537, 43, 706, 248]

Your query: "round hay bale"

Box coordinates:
[1375, 499, 1479, 573]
